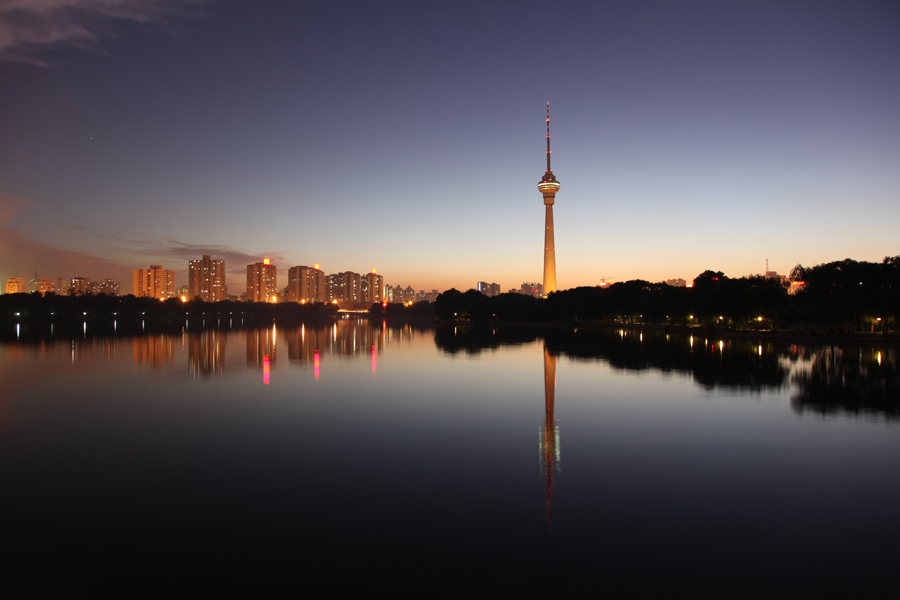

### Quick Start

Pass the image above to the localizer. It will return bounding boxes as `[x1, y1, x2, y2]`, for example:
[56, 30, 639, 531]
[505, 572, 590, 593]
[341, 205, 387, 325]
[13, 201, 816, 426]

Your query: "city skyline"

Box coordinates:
[1, 1, 898, 292]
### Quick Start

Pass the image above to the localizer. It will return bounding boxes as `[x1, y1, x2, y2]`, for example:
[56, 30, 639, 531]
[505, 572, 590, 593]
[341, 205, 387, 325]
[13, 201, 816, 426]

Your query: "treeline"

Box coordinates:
[434, 257, 900, 332]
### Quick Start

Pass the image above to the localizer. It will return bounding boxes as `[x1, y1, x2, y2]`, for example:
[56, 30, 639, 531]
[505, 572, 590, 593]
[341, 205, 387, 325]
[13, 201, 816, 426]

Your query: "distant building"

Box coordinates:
[56, 277, 70, 296]
[328, 271, 361, 304]
[361, 271, 384, 304]
[96, 278, 120, 296]
[35, 279, 55, 295]
[477, 282, 501, 297]
[416, 289, 439, 303]
[189, 255, 226, 302]
[325, 273, 342, 303]
[386, 284, 416, 304]
[288, 265, 327, 303]
[246, 259, 277, 302]
[70, 277, 92, 296]
[665, 278, 686, 287]
[515, 282, 543, 298]
[134, 265, 175, 300]
[5, 277, 25, 294]
[16, 272, 52, 295]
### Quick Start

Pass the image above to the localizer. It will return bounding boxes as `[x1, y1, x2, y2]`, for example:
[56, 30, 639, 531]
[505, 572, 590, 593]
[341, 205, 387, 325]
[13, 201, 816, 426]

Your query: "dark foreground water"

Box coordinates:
[1, 320, 898, 597]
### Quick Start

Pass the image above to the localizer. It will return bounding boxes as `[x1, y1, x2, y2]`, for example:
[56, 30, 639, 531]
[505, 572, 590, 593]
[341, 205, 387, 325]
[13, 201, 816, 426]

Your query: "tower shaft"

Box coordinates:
[543, 205, 556, 295]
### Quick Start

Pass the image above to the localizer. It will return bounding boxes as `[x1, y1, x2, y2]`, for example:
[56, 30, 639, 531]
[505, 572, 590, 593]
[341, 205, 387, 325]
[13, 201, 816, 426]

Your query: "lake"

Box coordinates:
[1, 319, 898, 597]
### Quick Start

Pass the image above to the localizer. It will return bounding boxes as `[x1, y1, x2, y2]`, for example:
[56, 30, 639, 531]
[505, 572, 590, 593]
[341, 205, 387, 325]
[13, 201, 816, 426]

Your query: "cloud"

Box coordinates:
[0, 226, 132, 282]
[0, 197, 280, 292]
[0, 0, 205, 65]
[130, 238, 286, 268]
[0, 192, 35, 224]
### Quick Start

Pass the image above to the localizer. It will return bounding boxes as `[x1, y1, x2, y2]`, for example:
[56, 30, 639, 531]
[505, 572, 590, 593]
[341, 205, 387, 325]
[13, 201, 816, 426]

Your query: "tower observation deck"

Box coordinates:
[539, 102, 559, 297]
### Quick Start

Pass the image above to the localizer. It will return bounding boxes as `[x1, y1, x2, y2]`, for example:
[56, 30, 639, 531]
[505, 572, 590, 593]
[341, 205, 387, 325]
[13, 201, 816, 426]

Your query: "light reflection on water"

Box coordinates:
[0, 322, 898, 596]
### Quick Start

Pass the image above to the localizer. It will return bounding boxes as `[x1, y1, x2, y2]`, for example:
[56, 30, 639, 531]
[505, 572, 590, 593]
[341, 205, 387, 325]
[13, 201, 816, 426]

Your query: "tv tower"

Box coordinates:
[538, 102, 560, 297]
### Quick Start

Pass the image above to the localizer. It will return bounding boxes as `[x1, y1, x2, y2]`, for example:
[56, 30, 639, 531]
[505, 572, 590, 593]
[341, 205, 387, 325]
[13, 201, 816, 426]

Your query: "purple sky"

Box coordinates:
[1, 0, 898, 294]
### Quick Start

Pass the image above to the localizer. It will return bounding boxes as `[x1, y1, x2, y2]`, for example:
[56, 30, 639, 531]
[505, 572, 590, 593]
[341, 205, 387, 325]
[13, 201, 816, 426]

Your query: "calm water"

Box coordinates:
[1, 320, 898, 597]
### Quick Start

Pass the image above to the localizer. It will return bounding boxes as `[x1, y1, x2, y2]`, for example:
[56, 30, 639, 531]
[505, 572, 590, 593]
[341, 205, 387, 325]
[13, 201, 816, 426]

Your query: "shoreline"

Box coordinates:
[434, 320, 900, 346]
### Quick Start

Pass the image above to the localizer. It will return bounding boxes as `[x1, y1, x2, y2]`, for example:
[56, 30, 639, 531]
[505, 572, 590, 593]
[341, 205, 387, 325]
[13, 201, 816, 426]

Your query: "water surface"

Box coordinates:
[1, 320, 898, 596]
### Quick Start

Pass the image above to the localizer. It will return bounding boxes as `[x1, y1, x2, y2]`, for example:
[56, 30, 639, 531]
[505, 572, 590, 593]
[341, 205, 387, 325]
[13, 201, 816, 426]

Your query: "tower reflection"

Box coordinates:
[540, 342, 559, 533]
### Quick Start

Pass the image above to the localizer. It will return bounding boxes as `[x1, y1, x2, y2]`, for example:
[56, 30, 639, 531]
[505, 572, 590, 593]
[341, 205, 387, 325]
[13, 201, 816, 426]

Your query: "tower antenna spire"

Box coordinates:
[546, 101, 552, 172]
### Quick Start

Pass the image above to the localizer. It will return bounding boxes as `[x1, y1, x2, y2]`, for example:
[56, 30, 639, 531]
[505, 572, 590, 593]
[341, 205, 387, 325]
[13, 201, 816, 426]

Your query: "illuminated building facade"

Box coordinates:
[328, 271, 361, 304]
[385, 285, 416, 303]
[35, 279, 55, 295]
[361, 271, 384, 304]
[415, 289, 439, 303]
[515, 282, 543, 298]
[70, 277, 91, 296]
[477, 282, 501, 297]
[24, 273, 56, 295]
[288, 265, 327, 303]
[56, 277, 70, 296]
[246, 259, 277, 302]
[538, 103, 560, 297]
[134, 266, 174, 299]
[5, 277, 25, 294]
[96, 278, 120, 296]
[189, 254, 226, 302]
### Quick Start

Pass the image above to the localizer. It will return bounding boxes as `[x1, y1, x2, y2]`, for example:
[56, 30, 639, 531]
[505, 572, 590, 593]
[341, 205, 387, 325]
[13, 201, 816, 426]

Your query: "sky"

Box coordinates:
[1, 0, 898, 295]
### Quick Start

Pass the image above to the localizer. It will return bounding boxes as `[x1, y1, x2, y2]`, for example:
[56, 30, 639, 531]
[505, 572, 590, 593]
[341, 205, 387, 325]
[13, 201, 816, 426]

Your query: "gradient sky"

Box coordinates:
[1, 0, 898, 294]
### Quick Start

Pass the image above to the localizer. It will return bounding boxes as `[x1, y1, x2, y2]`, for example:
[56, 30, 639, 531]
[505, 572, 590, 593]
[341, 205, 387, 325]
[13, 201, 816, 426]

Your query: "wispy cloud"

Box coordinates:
[1, 193, 279, 289]
[0, 0, 205, 65]
[131, 238, 285, 268]
[0, 191, 35, 224]
[0, 226, 132, 281]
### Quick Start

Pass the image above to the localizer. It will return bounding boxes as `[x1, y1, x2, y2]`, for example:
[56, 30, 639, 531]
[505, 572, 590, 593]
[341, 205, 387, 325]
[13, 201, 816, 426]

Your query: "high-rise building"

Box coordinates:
[70, 277, 91, 295]
[538, 102, 560, 297]
[97, 278, 120, 296]
[288, 265, 327, 303]
[517, 282, 543, 298]
[361, 270, 384, 304]
[134, 265, 175, 299]
[477, 282, 501, 297]
[35, 279, 55, 295]
[246, 259, 277, 302]
[327, 271, 361, 304]
[5, 277, 25, 294]
[385, 284, 417, 304]
[413, 289, 439, 303]
[56, 277, 70, 296]
[188, 255, 226, 302]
